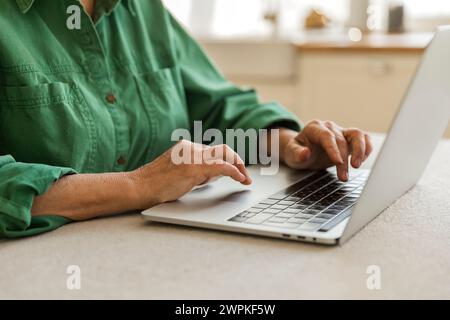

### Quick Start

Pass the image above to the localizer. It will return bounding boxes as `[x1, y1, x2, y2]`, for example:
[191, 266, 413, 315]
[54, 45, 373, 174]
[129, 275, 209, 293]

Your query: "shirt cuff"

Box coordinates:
[0, 155, 76, 238]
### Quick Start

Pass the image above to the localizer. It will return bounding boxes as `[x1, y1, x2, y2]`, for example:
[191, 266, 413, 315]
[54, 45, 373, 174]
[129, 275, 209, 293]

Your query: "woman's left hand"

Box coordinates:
[279, 120, 373, 182]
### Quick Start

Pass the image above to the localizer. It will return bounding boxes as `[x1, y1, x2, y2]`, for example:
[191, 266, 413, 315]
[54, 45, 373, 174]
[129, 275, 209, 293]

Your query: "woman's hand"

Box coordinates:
[279, 120, 373, 181]
[130, 140, 252, 209]
[32, 140, 251, 221]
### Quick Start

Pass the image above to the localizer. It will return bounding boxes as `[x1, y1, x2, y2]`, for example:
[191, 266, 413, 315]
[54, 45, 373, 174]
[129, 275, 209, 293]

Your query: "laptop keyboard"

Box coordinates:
[228, 170, 369, 233]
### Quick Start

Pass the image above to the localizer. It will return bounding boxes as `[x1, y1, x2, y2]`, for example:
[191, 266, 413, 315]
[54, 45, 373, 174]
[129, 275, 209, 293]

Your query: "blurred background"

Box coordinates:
[163, 0, 450, 137]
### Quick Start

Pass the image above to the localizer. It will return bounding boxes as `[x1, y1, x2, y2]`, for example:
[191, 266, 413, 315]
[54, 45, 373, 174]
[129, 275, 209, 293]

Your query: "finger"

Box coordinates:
[332, 130, 350, 181]
[344, 129, 366, 168]
[203, 145, 252, 185]
[316, 127, 344, 165]
[323, 121, 349, 180]
[219, 144, 252, 184]
[289, 140, 312, 163]
[364, 134, 373, 161]
[206, 160, 247, 184]
[282, 141, 312, 170]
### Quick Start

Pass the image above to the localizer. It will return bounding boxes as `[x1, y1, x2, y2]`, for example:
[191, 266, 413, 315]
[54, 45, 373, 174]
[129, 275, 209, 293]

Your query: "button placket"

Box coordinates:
[76, 5, 129, 171]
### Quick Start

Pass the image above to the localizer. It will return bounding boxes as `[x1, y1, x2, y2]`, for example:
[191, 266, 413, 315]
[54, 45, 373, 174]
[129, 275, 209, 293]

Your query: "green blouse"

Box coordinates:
[0, 0, 301, 238]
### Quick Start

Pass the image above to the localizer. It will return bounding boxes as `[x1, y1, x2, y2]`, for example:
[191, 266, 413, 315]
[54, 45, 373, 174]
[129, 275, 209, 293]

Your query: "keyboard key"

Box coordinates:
[252, 204, 270, 209]
[234, 211, 248, 217]
[310, 204, 328, 211]
[319, 210, 352, 232]
[245, 213, 274, 224]
[320, 198, 338, 206]
[317, 213, 335, 220]
[242, 212, 257, 218]
[345, 183, 360, 188]
[298, 222, 321, 231]
[294, 213, 312, 219]
[271, 204, 289, 210]
[288, 217, 307, 224]
[290, 204, 308, 210]
[275, 212, 296, 219]
[323, 208, 344, 215]
[302, 209, 320, 216]
[278, 200, 296, 206]
[310, 217, 328, 224]
[229, 216, 247, 222]
[283, 208, 303, 214]
[268, 194, 289, 200]
[285, 196, 302, 201]
[291, 218, 309, 225]
[268, 217, 288, 223]
[293, 191, 308, 198]
[263, 208, 282, 214]
[286, 217, 304, 223]
[260, 199, 278, 205]
[247, 208, 263, 213]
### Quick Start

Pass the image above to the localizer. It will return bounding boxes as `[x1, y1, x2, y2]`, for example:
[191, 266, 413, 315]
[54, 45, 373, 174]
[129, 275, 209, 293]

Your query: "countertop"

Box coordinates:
[1, 135, 450, 299]
[294, 32, 433, 53]
[200, 31, 433, 53]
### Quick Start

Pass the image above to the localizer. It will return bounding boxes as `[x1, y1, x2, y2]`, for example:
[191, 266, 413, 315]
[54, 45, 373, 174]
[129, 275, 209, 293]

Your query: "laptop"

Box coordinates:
[142, 27, 450, 245]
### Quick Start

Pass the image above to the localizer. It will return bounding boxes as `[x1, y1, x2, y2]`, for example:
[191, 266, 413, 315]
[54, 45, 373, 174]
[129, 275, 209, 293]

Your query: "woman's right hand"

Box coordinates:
[130, 140, 253, 209]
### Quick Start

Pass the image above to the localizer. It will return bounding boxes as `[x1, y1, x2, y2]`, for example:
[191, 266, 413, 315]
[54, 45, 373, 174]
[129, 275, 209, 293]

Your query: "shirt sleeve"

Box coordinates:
[0, 155, 76, 238]
[167, 13, 303, 135]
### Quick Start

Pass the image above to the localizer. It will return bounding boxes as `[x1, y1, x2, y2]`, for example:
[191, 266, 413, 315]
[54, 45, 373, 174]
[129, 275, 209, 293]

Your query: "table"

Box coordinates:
[1, 135, 450, 299]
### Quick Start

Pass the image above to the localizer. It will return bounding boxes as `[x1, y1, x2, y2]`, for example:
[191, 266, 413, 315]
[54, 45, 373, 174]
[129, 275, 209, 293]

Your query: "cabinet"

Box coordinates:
[201, 35, 450, 138]
[296, 51, 422, 133]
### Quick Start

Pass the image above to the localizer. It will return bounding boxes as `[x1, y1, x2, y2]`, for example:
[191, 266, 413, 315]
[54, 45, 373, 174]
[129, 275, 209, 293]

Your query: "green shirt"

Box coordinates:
[0, 0, 301, 238]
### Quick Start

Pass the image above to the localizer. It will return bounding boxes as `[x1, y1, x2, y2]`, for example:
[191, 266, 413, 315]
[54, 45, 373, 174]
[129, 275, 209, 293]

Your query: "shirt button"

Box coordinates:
[117, 156, 127, 166]
[106, 94, 117, 104]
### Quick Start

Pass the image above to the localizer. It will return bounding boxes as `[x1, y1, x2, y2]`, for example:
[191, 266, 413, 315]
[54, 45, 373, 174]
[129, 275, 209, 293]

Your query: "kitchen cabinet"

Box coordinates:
[201, 33, 450, 137]
[296, 51, 421, 133]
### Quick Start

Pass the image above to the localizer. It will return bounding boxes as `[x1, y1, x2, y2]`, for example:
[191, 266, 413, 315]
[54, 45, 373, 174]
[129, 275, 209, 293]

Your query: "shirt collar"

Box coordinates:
[16, 0, 125, 15]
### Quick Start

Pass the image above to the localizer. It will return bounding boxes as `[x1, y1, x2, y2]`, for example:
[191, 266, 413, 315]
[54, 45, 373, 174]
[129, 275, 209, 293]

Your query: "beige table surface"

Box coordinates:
[1, 134, 450, 300]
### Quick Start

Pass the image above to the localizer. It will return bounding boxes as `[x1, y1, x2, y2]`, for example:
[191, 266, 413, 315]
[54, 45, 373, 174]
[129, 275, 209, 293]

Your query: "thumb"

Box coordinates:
[291, 143, 311, 163]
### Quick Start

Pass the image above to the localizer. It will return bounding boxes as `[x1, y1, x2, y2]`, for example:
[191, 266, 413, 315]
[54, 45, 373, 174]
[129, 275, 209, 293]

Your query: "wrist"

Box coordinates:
[127, 167, 160, 210]
[273, 128, 298, 162]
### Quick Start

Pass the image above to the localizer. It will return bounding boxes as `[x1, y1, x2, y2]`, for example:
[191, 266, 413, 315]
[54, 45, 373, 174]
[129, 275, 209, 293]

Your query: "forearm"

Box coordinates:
[31, 171, 146, 221]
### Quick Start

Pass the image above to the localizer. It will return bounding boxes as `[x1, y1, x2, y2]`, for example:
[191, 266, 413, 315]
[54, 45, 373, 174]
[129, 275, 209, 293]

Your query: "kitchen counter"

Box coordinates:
[295, 32, 433, 53]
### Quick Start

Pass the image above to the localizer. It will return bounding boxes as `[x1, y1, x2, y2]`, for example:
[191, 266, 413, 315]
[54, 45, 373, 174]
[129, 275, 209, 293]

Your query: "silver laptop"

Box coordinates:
[142, 27, 450, 245]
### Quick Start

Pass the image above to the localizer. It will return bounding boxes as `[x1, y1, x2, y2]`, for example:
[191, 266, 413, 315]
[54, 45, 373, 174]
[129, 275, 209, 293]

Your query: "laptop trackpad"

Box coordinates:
[219, 190, 252, 203]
